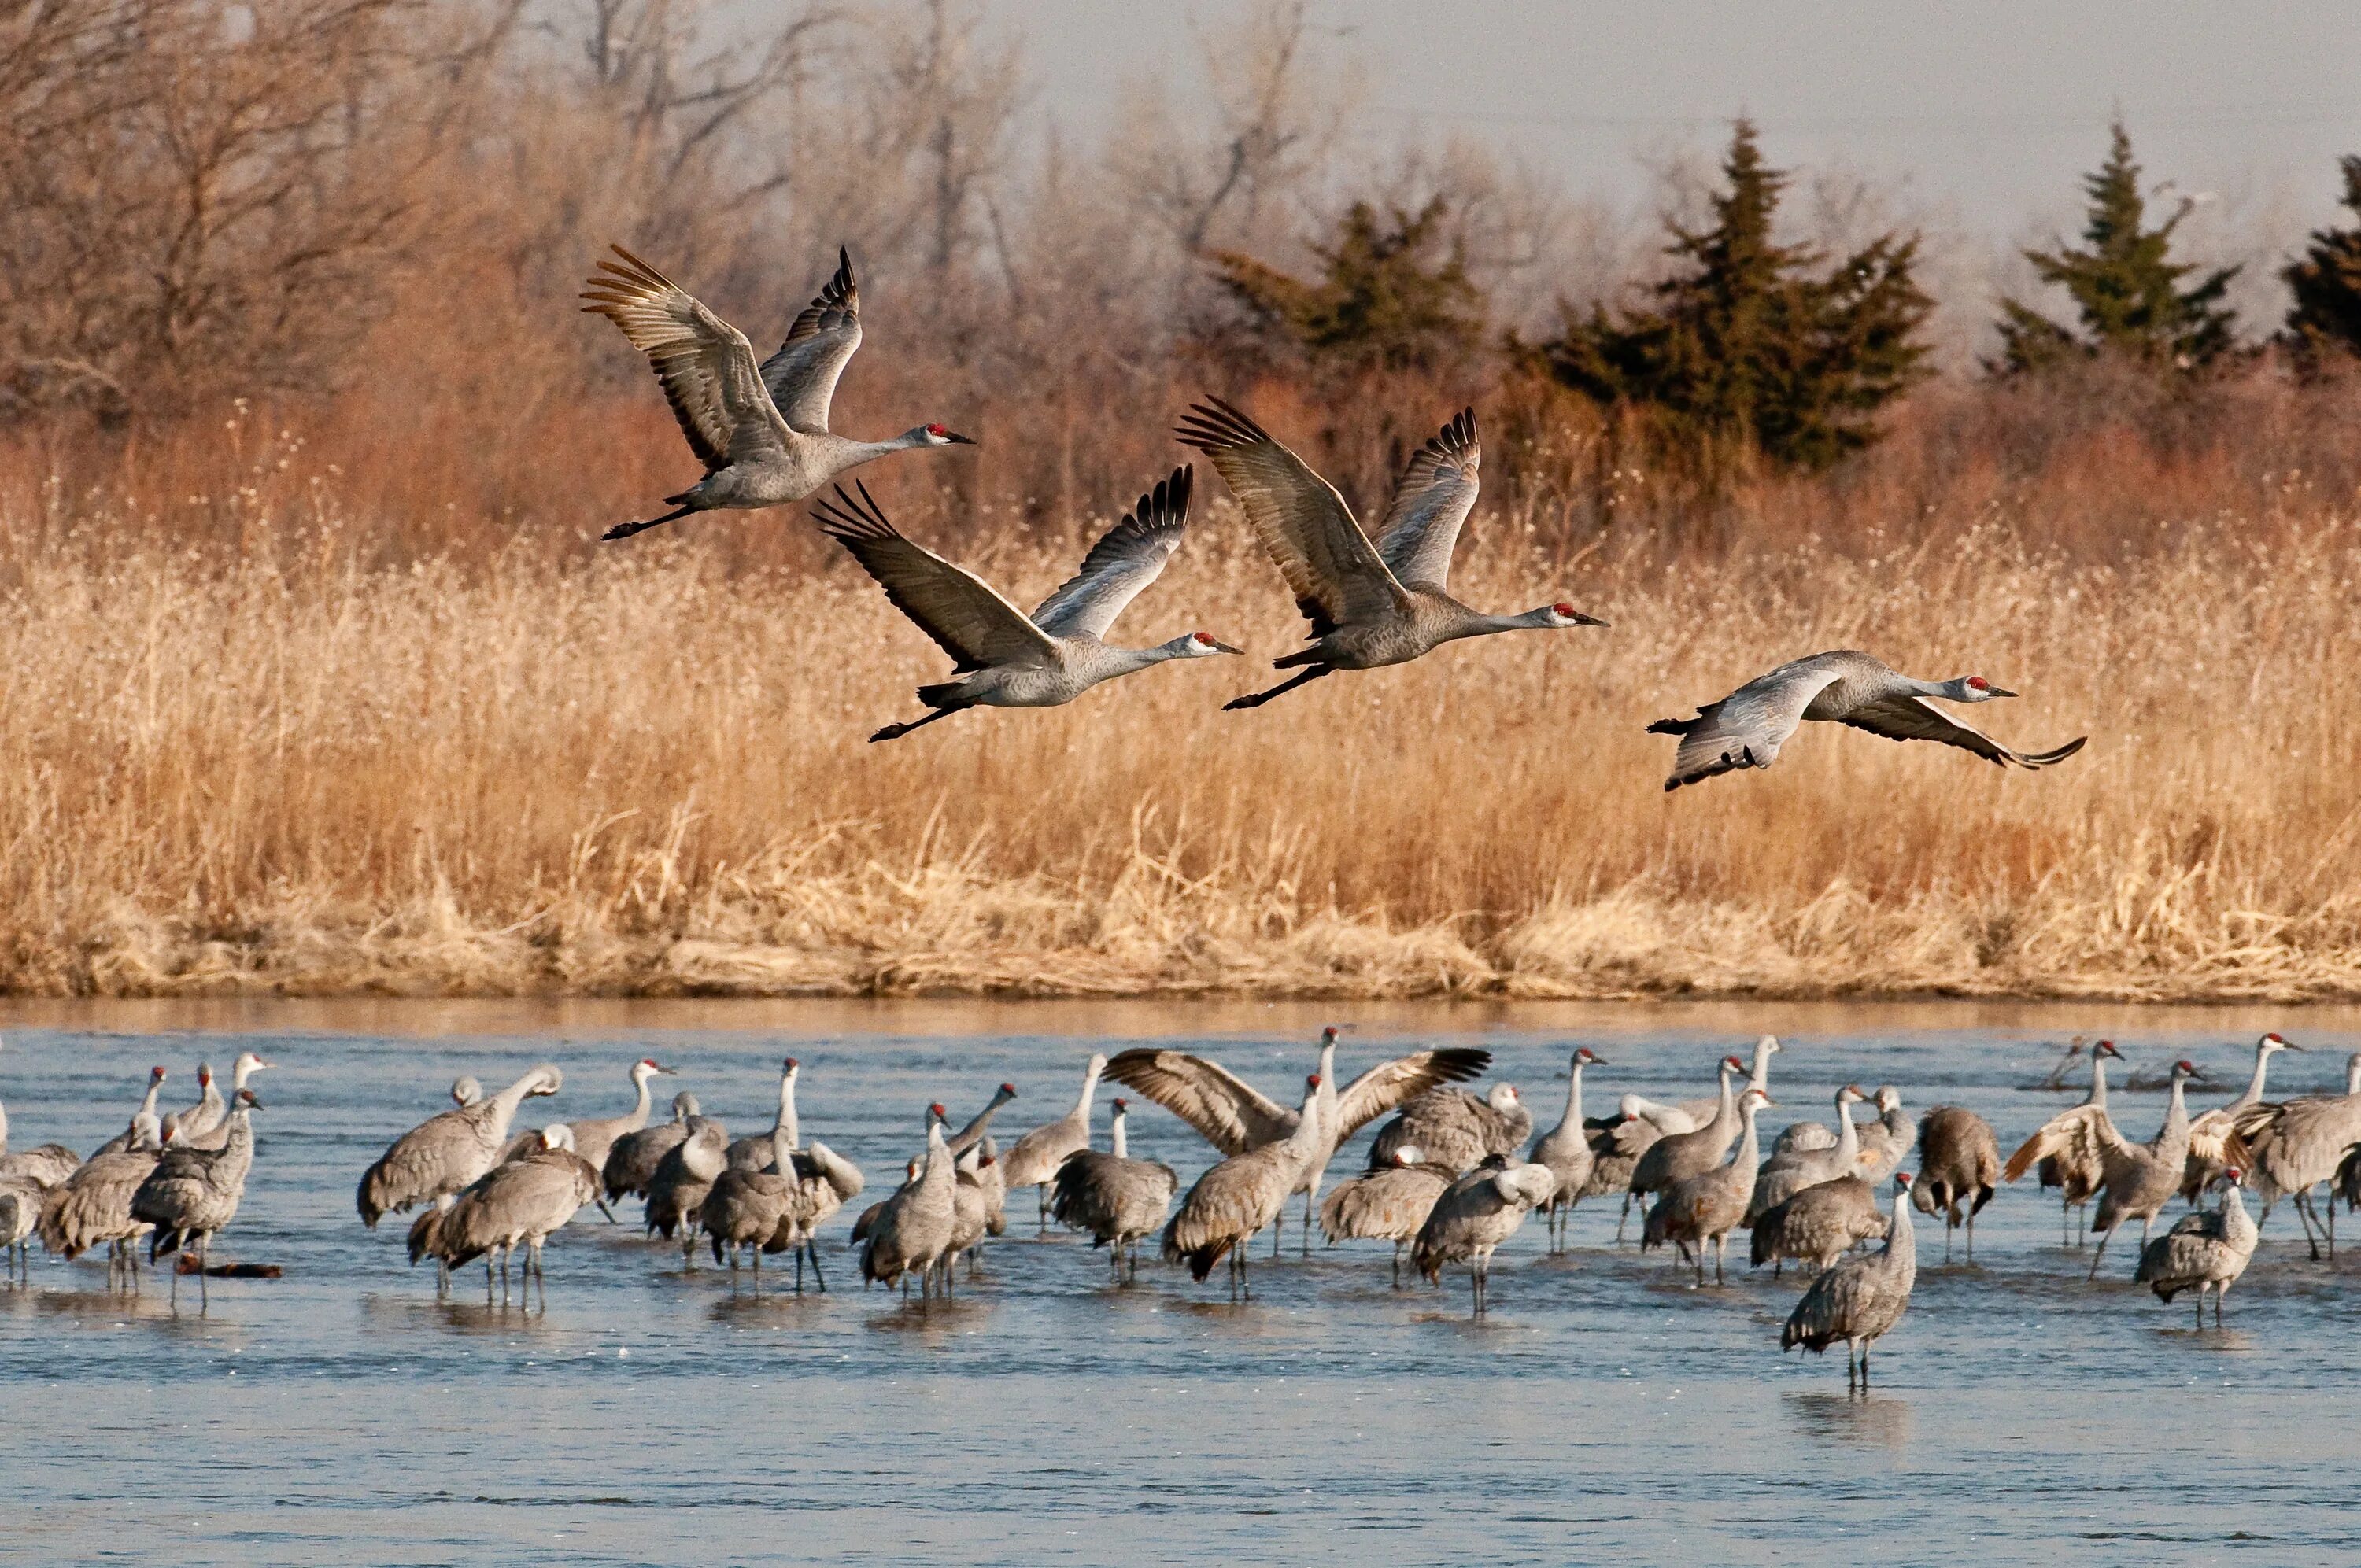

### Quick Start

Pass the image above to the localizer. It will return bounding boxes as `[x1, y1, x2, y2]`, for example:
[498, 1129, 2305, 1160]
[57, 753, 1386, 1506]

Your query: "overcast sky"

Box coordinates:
[994, 0, 2361, 299]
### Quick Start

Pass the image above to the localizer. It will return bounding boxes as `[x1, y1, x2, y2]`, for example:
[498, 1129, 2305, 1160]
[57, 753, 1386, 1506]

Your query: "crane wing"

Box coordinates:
[2185, 1110, 2252, 1171]
[811, 483, 1056, 672]
[1650, 659, 1847, 791]
[1174, 397, 1410, 637]
[759, 246, 862, 434]
[1838, 695, 2088, 769]
[1332, 1047, 1494, 1140]
[582, 246, 787, 470]
[1033, 467, 1192, 640]
[1372, 408, 1480, 591]
[1102, 1048, 1296, 1156]
[2001, 1105, 2128, 1183]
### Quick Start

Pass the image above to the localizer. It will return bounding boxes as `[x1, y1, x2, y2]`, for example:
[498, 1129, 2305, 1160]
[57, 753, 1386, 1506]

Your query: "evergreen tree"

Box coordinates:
[2283, 155, 2361, 369]
[1543, 120, 1931, 472]
[1211, 198, 1485, 372]
[1993, 120, 2239, 374]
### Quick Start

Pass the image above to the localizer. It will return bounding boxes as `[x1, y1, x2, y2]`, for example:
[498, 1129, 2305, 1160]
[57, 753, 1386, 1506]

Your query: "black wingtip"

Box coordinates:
[1646, 718, 1688, 736]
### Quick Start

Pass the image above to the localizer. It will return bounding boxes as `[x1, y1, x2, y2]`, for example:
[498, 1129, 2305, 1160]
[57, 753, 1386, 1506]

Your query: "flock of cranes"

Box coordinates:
[581, 243, 2087, 781]
[9, 1027, 2356, 1386]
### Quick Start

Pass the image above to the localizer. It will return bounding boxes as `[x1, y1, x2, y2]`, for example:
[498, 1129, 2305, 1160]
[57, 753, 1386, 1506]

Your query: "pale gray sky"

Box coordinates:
[1004, 1, 2360, 230]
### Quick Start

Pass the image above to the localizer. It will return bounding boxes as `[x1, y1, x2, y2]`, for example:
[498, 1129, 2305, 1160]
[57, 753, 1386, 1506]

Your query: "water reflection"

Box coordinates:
[1785, 1389, 1914, 1448]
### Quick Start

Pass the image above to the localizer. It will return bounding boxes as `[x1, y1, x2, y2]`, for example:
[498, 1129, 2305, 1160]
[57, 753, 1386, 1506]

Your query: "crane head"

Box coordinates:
[998, 1083, 1018, 1098]
[1955, 675, 2016, 701]
[1542, 601, 1609, 629]
[1573, 1046, 1605, 1066]
[917, 422, 976, 446]
[2093, 1040, 2124, 1061]
[2261, 1031, 2299, 1052]
[1894, 1170, 1913, 1189]
[1175, 631, 1244, 657]
[1111, 1098, 1129, 1113]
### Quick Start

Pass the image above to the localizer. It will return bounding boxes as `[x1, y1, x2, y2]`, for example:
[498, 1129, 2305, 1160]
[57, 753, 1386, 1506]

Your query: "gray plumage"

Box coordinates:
[177, 1053, 272, 1151]
[131, 1089, 262, 1306]
[1631, 1057, 1747, 1198]
[566, 1057, 675, 1175]
[1411, 1158, 1558, 1315]
[603, 1090, 700, 1202]
[356, 1064, 563, 1227]
[1751, 1175, 1887, 1276]
[158, 1062, 220, 1146]
[1853, 1088, 1918, 1183]
[1645, 1088, 1773, 1285]
[582, 245, 973, 541]
[2182, 1034, 2293, 1202]
[1370, 1083, 1531, 1175]
[1912, 1106, 2001, 1263]
[1676, 1037, 1782, 1123]
[2020, 1061, 2197, 1279]
[435, 1127, 602, 1301]
[1162, 1076, 1325, 1292]
[860, 1114, 958, 1297]
[1319, 1149, 1452, 1286]
[945, 1083, 1018, 1158]
[2136, 1170, 2257, 1326]
[1048, 1100, 1178, 1279]
[1527, 1049, 1604, 1252]
[1175, 400, 1604, 712]
[1648, 649, 2085, 791]
[90, 1066, 170, 1160]
[999, 1054, 1111, 1232]
[2004, 1040, 2123, 1245]
[816, 470, 1240, 741]
[1783, 1174, 1919, 1389]
[1746, 1085, 1867, 1224]
[2230, 1051, 2361, 1260]
[644, 1117, 730, 1255]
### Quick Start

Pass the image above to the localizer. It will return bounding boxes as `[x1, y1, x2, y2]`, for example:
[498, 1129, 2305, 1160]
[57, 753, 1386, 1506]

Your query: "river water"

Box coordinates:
[2, 997, 2358, 1566]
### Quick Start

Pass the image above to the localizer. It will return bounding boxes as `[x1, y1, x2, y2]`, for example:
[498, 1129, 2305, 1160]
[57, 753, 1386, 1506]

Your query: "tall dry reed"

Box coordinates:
[2, 393, 2356, 1000]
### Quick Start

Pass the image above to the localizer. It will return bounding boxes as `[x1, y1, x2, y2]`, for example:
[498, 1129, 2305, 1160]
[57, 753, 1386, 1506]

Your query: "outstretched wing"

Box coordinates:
[2185, 1111, 2253, 1172]
[2001, 1105, 2128, 1183]
[1033, 467, 1192, 640]
[1373, 408, 1480, 591]
[1332, 1048, 1493, 1139]
[1839, 695, 2087, 769]
[582, 246, 785, 470]
[811, 483, 1055, 672]
[1103, 1048, 1296, 1156]
[1651, 658, 1849, 792]
[759, 246, 862, 434]
[1174, 397, 1410, 637]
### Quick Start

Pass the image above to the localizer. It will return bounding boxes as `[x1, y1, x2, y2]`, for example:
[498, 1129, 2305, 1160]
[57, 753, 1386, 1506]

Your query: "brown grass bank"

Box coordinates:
[2, 393, 2357, 1002]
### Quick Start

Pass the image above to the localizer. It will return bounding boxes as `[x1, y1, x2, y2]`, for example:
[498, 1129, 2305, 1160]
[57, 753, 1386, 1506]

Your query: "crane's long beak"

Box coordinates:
[1571, 611, 1609, 627]
[1208, 640, 1246, 655]
[943, 430, 977, 445]
[1988, 685, 2019, 698]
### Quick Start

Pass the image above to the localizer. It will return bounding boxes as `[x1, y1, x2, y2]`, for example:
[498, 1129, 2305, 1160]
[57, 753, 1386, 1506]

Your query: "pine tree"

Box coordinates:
[1211, 198, 1485, 373]
[2283, 155, 2361, 370]
[1543, 120, 1931, 472]
[1992, 120, 2239, 374]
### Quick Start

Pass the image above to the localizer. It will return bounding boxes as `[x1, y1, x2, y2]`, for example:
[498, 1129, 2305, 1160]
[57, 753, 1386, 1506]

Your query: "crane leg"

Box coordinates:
[1272, 1209, 1284, 1258]
[198, 1238, 209, 1312]
[600, 504, 694, 543]
[1302, 1190, 1314, 1256]
[1714, 1234, 1727, 1288]
[807, 1239, 828, 1293]
[2327, 1194, 2337, 1260]
[1037, 1188, 1047, 1237]
[869, 706, 963, 744]
[1965, 1211, 1976, 1265]
[1616, 1191, 1633, 1245]
[1223, 666, 1333, 712]
[2085, 1230, 2111, 1281]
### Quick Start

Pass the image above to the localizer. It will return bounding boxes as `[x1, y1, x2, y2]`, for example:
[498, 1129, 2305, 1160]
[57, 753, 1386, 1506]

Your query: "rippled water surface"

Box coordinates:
[5, 997, 2361, 1566]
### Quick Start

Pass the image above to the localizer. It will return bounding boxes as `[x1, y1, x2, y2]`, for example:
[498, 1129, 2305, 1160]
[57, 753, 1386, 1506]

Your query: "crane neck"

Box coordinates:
[1073, 1061, 1104, 1121]
[626, 1068, 655, 1127]
[1284, 1087, 1325, 1160]
[2088, 1055, 2110, 1108]
[2231, 1046, 2277, 1111]
[1886, 1183, 1916, 1260]
[1732, 1099, 1764, 1169]
[135, 1077, 164, 1120]
[773, 1071, 801, 1151]
[1562, 1061, 1585, 1125]
[1110, 1111, 1129, 1160]
[2346, 1053, 2361, 1098]
[770, 1123, 796, 1176]
[1747, 1041, 1776, 1096]
[0, 1092, 8, 1153]
[1834, 1100, 1860, 1164]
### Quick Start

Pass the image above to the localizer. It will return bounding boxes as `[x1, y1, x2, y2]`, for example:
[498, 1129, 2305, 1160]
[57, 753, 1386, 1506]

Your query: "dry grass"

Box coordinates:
[3, 392, 2358, 1002]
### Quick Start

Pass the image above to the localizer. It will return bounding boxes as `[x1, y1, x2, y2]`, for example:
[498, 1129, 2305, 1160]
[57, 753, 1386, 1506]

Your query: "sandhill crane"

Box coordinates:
[1747, 1085, 1867, 1224]
[1049, 1098, 1179, 1281]
[437, 1126, 602, 1304]
[2008, 1039, 2123, 1245]
[0, 1055, 80, 1189]
[0, 1181, 36, 1283]
[2231, 1051, 2361, 1259]
[1645, 1087, 1775, 1286]
[408, 1194, 458, 1293]
[708, 1087, 863, 1293]
[356, 1065, 563, 1227]
[604, 1090, 700, 1205]
[1173, 400, 1604, 711]
[1678, 1036, 1781, 1123]
[1001, 1054, 1110, 1234]
[1528, 1049, 1605, 1251]
[1581, 1105, 1660, 1243]
[702, 1123, 802, 1285]
[581, 245, 973, 542]
[2136, 1168, 2257, 1326]
[861, 1111, 958, 1299]
[946, 1083, 1019, 1158]
[567, 1058, 675, 1177]
[1412, 1158, 1558, 1315]
[1107, 1028, 1487, 1253]
[1913, 1107, 2001, 1263]
[1631, 1057, 1747, 1204]
[1853, 1088, 1917, 1182]
[451, 1077, 482, 1106]
[1783, 1172, 1919, 1390]
[132, 1088, 262, 1308]
[944, 1148, 996, 1289]
[726, 1058, 804, 1171]
[814, 470, 1241, 742]
[178, 1053, 274, 1151]
[2182, 1034, 2294, 1201]
[160, 1063, 219, 1146]
[37, 1131, 162, 1289]
[1319, 1146, 1451, 1286]
[1162, 1075, 1325, 1298]
[1648, 651, 2085, 791]
[1751, 1174, 1886, 1277]
[2012, 1059, 2197, 1279]
[1370, 1083, 1531, 1176]
[91, 1066, 170, 1160]
[645, 1117, 730, 1262]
